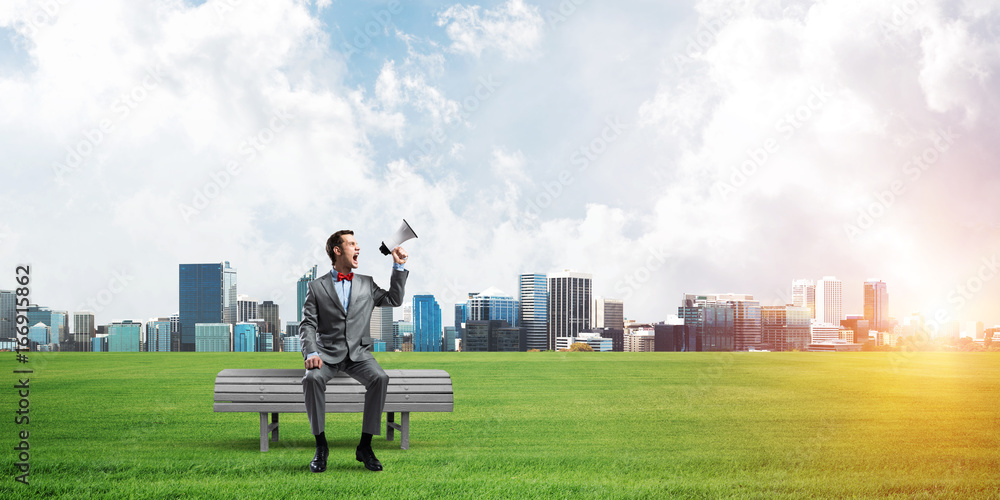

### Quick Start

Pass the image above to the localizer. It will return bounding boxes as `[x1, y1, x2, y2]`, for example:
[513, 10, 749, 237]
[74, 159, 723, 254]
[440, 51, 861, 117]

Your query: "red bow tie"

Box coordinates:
[336, 272, 354, 282]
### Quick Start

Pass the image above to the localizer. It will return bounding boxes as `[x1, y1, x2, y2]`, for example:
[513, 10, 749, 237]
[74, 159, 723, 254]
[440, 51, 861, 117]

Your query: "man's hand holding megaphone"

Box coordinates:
[391, 246, 408, 265]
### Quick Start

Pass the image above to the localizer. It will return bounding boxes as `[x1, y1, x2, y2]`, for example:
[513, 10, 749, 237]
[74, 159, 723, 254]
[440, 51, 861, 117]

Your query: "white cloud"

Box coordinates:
[436, 0, 544, 60]
[375, 60, 403, 109]
[3, 0, 1000, 331]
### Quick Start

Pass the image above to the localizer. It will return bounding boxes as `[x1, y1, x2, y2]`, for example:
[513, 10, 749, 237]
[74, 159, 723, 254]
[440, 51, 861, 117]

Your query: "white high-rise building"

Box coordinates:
[548, 270, 593, 348]
[791, 279, 816, 319]
[519, 273, 549, 351]
[815, 276, 843, 326]
[237, 295, 258, 323]
[370, 306, 394, 344]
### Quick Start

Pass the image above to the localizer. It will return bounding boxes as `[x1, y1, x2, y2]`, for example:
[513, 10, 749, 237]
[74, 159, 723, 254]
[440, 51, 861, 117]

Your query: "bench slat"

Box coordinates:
[213, 402, 453, 413]
[216, 368, 450, 378]
[213, 384, 453, 394]
[214, 377, 453, 386]
[215, 393, 455, 403]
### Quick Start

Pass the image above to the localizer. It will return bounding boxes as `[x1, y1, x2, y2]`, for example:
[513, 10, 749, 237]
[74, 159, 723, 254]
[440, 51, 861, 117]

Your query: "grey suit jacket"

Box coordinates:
[299, 268, 408, 364]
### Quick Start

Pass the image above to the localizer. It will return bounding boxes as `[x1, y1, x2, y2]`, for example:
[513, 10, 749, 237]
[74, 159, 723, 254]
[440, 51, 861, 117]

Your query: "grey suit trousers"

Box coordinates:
[302, 356, 389, 436]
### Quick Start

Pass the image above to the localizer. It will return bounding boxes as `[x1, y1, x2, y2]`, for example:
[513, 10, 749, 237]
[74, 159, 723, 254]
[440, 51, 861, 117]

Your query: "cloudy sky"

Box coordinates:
[2, 0, 999, 332]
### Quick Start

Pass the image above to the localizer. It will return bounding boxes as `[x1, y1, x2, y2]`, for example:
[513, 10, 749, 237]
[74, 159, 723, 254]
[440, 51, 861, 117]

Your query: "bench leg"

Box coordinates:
[386, 412, 395, 441]
[259, 412, 280, 452]
[400, 412, 409, 450]
[260, 412, 269, 452]
[271, 412, 279, 443]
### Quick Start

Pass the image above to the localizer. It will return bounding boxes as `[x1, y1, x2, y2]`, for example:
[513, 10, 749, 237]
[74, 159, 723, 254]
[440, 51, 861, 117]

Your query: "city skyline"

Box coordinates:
[2, 1, 999, 330]
[7, 265, 998, 340]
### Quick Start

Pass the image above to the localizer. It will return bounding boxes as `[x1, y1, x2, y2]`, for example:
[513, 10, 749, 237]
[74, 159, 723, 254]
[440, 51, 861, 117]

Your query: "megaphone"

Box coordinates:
[380, 219, 418, 255]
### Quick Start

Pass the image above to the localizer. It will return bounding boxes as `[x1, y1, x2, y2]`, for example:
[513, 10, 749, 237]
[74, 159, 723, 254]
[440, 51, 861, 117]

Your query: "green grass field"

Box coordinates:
[2, 351, 998, 499]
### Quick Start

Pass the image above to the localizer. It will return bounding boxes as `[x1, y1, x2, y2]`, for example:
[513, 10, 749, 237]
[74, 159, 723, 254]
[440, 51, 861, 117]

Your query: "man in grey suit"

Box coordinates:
[299, 229, 408, 473]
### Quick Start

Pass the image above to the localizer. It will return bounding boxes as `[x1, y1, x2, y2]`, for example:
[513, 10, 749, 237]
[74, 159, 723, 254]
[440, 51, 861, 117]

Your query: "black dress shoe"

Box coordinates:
[310, 447, 329, 473]
[355, 445, 383, 471]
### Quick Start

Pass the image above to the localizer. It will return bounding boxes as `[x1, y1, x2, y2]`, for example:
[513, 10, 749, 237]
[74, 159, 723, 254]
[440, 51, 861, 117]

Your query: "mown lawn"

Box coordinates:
[2, 351, 998, 498]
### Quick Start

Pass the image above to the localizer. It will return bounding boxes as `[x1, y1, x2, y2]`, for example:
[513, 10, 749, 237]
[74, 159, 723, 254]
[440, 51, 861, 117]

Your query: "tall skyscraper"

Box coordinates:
[73, 311, 95, 337]
[179, 262, 236, 352]
[237, 295, 258, 323]
[0, 290, 14, 339]
[791, 279, 816, 318]
[392, 320, 413, 351]
[592, 297, 624, 330]
[454, 302, 468, 339]
[297, 265, 317, 322]
[147, 318, 172, 352]
[443, 326, 457, 351]
[520, 273, 548, 350]
[548, 271, 592, 349]
[467, 287, 519, 326]
[412, 295, 442, 352]
[73, 311, 96, 352]
[259, 301, 280, 336]
[169, 313, 181, 352]
[223, 262, 237, 324]
[863, 279, 888, 332]
[51, 310, 69, 345]
[729, 297, 761, 350]
[815, 276, 843, 326]
[370, 307, 393, 345]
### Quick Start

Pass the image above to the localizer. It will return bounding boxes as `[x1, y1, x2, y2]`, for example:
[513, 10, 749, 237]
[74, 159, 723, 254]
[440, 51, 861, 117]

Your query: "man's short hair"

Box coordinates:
[326, 230, 354, 265]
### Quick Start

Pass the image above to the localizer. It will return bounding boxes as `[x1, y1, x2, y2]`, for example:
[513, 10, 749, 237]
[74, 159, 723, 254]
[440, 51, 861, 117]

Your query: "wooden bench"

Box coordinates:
[213, 368, 453, 452]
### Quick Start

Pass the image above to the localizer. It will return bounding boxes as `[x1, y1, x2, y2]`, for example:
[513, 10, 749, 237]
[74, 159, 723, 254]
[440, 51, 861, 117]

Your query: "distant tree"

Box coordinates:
[961, 342, 983, 352]
[984, 335, 993, 350]
[861, 340, 877, 351]
[569, 342, 594, 352]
